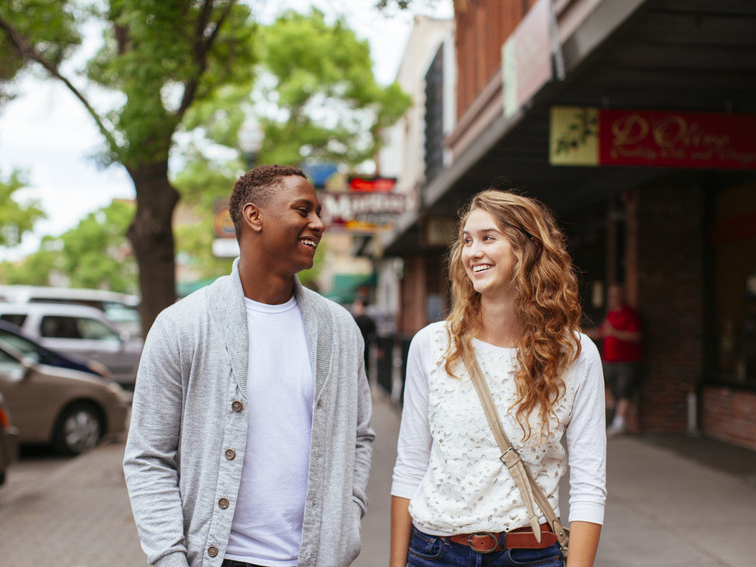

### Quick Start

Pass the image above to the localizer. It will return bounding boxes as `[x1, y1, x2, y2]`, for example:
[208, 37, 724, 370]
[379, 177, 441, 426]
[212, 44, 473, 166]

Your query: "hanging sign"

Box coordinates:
[502, 0, 553, 118]
[212, 198, 240, 258]
[319, 191, 408, 234]
[348, 177, 397, 192]
[550, 106, 756, 169]
[212, 198, 235, 238]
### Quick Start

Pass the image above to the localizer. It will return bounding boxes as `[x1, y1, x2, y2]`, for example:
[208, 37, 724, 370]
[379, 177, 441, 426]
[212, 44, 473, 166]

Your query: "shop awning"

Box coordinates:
[383, 0, 756, 256]
[323, 273, 377, 305]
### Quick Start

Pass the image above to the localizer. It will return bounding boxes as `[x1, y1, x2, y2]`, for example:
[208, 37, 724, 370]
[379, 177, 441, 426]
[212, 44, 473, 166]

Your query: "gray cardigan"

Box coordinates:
[123, 261, 374, 567]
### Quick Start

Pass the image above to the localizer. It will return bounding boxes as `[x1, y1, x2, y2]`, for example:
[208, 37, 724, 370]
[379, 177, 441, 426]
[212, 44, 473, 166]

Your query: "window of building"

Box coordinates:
[424, 45, 446, 184]
[711, 182, 756, 385]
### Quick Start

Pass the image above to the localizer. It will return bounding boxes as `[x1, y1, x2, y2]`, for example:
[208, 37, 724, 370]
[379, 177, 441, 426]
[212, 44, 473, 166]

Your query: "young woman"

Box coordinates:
[391, 189, 606, 567]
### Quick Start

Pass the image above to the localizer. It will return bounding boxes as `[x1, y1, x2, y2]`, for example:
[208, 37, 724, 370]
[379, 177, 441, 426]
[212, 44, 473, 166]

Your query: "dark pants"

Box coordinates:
[407, 527, 564, 567]
[603, 361, 641, 400]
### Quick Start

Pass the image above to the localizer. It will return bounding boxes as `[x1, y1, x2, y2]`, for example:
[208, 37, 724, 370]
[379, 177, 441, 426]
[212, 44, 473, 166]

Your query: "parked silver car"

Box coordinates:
[0, 319, 110, 378]
[0, 303, 143, 388]
[0, 339, 128, 455]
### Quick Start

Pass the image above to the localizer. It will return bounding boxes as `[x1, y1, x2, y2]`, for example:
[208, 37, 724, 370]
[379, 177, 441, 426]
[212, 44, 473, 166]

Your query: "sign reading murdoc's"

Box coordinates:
[319, 191, 408, 233]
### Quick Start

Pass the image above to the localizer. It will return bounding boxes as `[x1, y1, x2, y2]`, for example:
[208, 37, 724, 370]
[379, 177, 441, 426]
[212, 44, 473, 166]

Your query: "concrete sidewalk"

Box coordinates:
[0, 438, 143, 566]
[0, 389, 754, 566]
[595, 434, 756, 567]
[358, 392, 756, 567]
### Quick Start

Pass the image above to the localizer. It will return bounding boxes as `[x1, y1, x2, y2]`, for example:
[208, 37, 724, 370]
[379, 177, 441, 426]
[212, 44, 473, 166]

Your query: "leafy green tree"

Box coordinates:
[171, 8, 409, 289]
[0, 0, 258, 329]
[0, 168, 45, 249]
[0, 236, 61, 285]
[59, 199, 137, 291]
[255, 9, 411, 168]
[0, 200, 137, 291]
[172, 152, 236, 281]
[1, 3, 410, 325]
[0, 0, 79, 103]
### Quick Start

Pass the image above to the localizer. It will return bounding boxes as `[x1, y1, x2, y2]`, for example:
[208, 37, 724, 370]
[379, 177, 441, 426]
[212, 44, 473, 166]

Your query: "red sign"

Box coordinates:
[348, 177, 397, 192]
[551, 107, 756, 170]
[599, 109, 756, 169]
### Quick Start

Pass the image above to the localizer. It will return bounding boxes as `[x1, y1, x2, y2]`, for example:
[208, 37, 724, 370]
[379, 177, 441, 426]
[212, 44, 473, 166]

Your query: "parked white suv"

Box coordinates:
[0, 285, 142, 337]
[0, 303, 143, 389]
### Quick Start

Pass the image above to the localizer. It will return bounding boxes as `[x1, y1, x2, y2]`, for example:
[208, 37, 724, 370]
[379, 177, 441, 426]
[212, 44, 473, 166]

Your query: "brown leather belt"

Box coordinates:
[448, 522, 557, 554]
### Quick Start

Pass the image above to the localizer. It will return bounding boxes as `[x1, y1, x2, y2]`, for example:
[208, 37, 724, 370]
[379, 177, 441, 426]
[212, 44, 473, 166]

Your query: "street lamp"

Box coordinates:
[238, 116, 264, 170]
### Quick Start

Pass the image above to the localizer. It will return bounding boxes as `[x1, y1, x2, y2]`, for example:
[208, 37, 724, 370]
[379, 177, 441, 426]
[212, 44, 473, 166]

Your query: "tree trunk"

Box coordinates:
[126, 161, 180, 334]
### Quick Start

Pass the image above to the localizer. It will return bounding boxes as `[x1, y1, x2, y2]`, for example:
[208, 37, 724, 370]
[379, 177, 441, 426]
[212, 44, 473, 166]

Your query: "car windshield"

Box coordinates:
[0, 340, 25, 371]
[102, 303, 140, 323]
[40, 315, 120, 342]
[0, 328, 41, 364]
[0, 314, 27, 327]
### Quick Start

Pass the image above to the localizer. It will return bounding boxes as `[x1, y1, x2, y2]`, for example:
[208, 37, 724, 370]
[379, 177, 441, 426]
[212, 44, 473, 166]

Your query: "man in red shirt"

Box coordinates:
[592, 284, 642, 436]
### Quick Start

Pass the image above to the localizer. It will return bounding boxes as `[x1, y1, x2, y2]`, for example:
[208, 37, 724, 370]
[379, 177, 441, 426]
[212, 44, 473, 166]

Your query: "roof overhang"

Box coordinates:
[383, 0, 756, 256]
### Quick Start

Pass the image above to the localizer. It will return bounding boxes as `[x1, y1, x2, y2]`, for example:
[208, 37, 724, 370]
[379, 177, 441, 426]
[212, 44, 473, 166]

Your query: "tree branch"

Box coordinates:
[0, 13, 119, 154]
[176, 0, 237, 118]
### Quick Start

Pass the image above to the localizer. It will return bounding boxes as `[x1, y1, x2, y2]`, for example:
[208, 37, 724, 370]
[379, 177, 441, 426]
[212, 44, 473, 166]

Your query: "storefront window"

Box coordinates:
[712, 182, 756, 384]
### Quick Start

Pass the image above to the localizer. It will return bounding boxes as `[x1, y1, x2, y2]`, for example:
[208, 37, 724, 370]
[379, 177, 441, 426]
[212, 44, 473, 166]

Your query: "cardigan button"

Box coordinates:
[232, 400, 243, 412]
[225, 449, 236, 460]
[218, 498, 230, 509]
[207, 546, 218, 557]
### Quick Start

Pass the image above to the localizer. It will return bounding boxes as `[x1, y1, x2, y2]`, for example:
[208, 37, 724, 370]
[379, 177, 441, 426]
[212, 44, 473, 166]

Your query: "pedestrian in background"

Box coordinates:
[352, 297, 377, 378]
[124, 164, 374, 567]
[588, 283, 643, 436]
[391, 189, 606, 567]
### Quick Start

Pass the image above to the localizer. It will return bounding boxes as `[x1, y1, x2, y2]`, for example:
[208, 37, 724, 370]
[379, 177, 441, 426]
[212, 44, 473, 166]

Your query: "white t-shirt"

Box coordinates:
[225, 295, 314, 566]
[391, 321, 606, 535]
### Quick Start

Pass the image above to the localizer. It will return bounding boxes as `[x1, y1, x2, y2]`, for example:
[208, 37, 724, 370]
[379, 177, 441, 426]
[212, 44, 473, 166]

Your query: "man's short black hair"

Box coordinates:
[229, 164, 307, 239]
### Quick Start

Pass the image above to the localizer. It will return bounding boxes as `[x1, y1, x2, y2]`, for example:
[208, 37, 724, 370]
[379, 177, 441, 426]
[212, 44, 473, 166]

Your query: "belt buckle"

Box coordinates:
[467, 532, 500, 554]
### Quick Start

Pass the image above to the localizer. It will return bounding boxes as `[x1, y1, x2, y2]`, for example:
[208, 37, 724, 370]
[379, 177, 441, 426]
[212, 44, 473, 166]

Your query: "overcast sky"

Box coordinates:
[0, 0, 452, 261]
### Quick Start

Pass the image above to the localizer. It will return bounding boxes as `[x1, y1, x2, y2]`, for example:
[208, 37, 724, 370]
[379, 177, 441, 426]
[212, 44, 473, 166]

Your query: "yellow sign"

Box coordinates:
[549, 106, 599, 166]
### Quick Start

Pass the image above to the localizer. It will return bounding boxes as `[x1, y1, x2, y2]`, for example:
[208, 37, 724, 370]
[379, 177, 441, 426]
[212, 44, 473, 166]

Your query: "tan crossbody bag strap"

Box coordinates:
[467, 356, 570, 556]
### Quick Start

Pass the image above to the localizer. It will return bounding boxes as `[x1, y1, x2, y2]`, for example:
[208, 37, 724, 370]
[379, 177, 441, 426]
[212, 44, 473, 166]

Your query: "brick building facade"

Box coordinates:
[380, 0, 756, 450]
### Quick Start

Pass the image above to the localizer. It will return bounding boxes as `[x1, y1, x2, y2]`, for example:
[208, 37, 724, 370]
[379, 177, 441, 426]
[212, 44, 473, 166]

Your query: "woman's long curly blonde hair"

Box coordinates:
[445, 189, 582, 440]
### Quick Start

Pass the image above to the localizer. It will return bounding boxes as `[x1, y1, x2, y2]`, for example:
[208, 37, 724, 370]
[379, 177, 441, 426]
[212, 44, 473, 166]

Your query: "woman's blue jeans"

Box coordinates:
[407, 527, 564, 567]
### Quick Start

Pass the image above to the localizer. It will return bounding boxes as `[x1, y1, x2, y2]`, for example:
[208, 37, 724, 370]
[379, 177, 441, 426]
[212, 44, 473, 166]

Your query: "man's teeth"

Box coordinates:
[302, 239, 317, 248]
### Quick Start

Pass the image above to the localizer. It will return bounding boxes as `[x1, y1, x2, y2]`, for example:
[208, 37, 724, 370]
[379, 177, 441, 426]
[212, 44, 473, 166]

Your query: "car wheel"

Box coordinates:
[53, 403, 103, 456]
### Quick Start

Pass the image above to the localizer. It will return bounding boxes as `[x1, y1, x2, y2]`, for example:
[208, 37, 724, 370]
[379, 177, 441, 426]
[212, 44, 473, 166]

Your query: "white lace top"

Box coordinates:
[391, 321, 606, 535]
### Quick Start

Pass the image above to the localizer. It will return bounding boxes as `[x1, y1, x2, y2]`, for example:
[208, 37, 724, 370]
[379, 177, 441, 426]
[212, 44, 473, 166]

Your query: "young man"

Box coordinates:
[124, 165, 374, 567]
[593, 284, 642, 436]
[351, 298, 377, 378]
